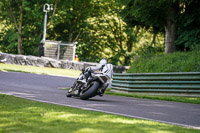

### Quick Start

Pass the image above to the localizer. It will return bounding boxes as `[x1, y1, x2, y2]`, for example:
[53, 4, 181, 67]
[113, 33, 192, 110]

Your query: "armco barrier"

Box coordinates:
[111, 72, 200, 96]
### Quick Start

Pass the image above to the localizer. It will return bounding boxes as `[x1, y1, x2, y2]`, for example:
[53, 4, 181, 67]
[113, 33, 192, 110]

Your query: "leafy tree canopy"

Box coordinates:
[0, 0, 199, 65]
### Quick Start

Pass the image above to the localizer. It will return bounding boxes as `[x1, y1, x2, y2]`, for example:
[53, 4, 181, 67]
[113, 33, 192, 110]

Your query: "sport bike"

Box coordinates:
[66, 64, 113, 100]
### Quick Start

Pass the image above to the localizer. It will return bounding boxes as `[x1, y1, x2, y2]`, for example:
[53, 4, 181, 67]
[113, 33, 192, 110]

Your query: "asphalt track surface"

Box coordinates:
[0, 71, 200, 129]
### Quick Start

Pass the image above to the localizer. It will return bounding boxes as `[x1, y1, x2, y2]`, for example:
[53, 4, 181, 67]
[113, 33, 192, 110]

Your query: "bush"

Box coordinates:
[127, 50, 200, 73]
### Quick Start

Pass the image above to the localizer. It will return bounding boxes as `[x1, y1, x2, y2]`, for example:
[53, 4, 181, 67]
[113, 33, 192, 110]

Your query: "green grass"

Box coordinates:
[128, 50, 200, 73]
[105, 89, 200, 104]
[0, 63, 81, 77]
[62, 88, 200, 104]
[0, 94, 199, 133]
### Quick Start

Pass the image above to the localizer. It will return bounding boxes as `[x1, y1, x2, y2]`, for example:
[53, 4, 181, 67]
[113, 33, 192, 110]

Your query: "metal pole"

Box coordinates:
[41, 4, 53, 43]
[39, 4, 53, 57]
[42, 12, 48, 43]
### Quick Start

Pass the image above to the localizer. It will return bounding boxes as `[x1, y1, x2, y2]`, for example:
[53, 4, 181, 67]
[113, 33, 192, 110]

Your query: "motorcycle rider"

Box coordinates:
[79, 59, 113, 83]
[68, 59, 113, 95]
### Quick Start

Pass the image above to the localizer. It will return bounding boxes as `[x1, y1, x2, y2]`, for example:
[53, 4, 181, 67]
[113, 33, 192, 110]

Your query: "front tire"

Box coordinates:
[80, 81, 100, 100]
[66, 90, 72, 97]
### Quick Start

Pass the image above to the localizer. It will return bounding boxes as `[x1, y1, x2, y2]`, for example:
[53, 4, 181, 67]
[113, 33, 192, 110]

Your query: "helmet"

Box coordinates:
[99, 59, 108, 65]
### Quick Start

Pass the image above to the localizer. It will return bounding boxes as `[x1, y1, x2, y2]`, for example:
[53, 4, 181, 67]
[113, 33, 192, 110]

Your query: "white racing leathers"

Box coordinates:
[89, 64, 113, 79]
[88, 64, 113, 89]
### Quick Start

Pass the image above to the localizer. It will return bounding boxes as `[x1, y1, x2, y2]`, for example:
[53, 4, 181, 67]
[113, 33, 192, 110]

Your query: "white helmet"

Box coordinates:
[99, 59, 108, 65]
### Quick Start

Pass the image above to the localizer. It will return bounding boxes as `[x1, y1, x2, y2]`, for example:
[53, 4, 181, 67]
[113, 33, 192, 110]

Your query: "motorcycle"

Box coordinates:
[66, 64, 113, 100]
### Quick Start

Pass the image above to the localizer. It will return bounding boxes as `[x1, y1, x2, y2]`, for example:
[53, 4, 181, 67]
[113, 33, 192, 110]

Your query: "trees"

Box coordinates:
[0, 0, 199, 65]
[122, 0, 177, 54]
[121, 0, 200, 54]
[0, 0, 54, 55]
[176, 0, 200, 50]
[76, 0, 132, 65]
[49, 0, 94, 42]
[164, 0, 179, 53]
[0, 0, 25, 54]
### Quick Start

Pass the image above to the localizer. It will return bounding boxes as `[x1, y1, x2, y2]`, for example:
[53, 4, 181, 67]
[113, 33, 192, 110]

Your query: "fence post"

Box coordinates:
[57, 42, 60, 60]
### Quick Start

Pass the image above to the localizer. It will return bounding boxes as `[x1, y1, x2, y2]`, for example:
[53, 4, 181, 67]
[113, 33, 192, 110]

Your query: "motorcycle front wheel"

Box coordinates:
[66, 90, 72, 97]
[80, 81, 100, 100]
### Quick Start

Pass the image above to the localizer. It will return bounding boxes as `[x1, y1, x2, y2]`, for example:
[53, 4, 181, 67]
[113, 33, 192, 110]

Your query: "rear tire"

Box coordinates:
[80, 81, 100, 100]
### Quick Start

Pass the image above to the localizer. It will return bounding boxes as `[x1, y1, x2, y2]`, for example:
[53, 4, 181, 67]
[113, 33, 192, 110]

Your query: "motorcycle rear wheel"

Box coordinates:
[80, 81, 100, 100]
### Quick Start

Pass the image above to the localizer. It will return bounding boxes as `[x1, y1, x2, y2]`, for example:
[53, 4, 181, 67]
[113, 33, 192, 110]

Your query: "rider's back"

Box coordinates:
[101, 64, 113, 79]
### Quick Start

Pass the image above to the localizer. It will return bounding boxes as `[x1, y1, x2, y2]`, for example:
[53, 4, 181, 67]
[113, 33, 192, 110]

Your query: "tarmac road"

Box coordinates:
[0, 71, 200, 129]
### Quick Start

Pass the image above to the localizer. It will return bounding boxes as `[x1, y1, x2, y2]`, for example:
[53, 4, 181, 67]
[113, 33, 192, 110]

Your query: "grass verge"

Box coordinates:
[105, 89, 200, 104]
[0, 63, 81, 77]
[128, 50, 200, 73]
[0, 94, 199, 133]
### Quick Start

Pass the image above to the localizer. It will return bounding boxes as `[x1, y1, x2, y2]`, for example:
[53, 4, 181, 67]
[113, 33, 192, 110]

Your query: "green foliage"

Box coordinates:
[0, 0, 54, 55]
[122, 0, 200, 53]
[122, 0, 166, 32]
[135, 43, 164, 57]
[0, 29, 18, 54]
[0, 0, 200, 66]
[128, 50, 200, 73]
[76, 0, 129, 65]
[175, 0, 200, 50]
[49, 0, 93, 42]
